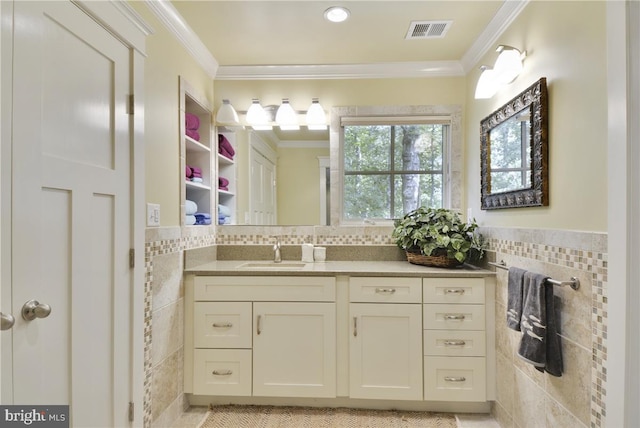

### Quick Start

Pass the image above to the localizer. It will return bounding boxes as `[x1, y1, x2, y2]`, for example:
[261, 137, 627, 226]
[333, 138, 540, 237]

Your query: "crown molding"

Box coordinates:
[146, 0, 527, 81]
[460, 0, 530, 73]
[215, 61, 465, 80]
[143, 0, 218, 78]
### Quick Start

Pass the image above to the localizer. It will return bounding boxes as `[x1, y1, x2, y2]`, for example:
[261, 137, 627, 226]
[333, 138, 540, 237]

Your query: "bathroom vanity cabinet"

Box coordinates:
[422, 277, 488, 401]
[349, 277, 423, 400]
[187, 276, 336, 397]
[184, 264, 495, 411]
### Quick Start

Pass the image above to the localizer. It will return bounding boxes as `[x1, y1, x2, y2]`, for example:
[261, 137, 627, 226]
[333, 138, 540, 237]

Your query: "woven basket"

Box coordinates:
[406, 251, 463, 268]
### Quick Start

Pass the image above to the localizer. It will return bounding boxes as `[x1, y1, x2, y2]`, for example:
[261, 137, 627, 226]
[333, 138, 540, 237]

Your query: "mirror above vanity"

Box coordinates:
[480, 77, 548, 210]
[221, 126, 329, 226]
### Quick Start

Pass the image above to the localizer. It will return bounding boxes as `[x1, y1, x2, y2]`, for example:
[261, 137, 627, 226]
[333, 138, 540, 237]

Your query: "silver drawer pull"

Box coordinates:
[444, 340, 466, 346]
[212, 322, 233, 328]
[444, 376, 466, 382]
[212, 369, 233, 376]
[445, 288, 465, 294]
[444, 314, 466, 320]
[375, 288, 396, 294]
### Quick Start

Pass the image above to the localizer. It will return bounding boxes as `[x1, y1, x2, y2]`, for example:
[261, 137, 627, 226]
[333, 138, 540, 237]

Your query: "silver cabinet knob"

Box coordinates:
[22, 300, 52, 321]
[0, 312, 15, 330]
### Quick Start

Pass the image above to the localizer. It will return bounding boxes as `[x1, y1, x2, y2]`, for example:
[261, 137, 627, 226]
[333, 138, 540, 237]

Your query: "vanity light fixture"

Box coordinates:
[215, 99, 240, 125]
[324, 6, 350, 23]
[306, 98, 327, 130]
[246, 99, 272, 130]
[474, 45, 526, 99]
[474, 66, 499, 99]
[494, 45, 525, 85]
[275, 98, 300, 130]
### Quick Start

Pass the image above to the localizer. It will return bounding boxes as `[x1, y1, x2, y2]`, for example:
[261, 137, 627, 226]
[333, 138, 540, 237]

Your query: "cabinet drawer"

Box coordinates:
[193, 349, 252, 396]
[423, 304, 485, 330]
[349, 277, 422, 303]
[423, 278, 485, 304]
[423, 330, 486, 357]
[194, 276, 335, 302]
[194, 302, 252, 348]
[423, 356, 486, 402]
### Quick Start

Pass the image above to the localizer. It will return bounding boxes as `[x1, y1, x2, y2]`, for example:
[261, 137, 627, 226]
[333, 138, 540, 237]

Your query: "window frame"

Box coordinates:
[330, 105, 463, 226]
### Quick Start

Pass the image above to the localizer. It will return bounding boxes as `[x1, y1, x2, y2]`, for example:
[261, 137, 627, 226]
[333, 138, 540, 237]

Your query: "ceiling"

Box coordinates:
[165, 1, 523, 141]
[170, 1, 521, 79]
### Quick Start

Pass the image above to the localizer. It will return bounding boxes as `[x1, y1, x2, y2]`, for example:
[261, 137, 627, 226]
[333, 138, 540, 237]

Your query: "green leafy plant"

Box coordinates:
[392, 207, 485, 264]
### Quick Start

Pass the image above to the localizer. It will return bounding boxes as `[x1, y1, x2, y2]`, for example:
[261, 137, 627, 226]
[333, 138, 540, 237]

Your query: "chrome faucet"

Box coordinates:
[273, 238, 282, 263]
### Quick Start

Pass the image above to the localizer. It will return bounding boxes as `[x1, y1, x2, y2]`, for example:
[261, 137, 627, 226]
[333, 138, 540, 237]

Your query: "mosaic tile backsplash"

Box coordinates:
[143, 225, 607, 428]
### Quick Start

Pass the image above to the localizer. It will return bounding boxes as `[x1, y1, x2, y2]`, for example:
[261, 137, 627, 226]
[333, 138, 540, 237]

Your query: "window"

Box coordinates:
[330, 105, 462, 225]
[342, 122, 449, 221]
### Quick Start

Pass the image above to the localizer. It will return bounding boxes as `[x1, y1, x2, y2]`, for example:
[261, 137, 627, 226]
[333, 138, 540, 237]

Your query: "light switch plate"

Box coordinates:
[147, 203, 160, 227]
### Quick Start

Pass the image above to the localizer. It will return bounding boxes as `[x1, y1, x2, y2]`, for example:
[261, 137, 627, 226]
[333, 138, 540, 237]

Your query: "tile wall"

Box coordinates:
[480, 227, 607, 428]
[143, 225, 607, 428]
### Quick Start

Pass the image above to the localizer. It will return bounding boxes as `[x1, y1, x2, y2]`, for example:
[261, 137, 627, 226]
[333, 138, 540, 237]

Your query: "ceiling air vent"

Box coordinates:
[405, 20, 452, 39]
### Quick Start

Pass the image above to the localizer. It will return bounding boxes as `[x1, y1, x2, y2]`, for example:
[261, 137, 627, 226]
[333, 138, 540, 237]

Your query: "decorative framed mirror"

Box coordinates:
[480, 77, 548, 209]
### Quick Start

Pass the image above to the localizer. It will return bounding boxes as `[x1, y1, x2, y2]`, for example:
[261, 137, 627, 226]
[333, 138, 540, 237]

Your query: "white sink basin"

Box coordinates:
[237, 262, 307, 270]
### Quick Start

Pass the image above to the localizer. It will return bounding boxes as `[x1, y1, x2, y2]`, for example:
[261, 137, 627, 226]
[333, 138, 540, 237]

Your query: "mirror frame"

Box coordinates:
[480, 77, 548, 210]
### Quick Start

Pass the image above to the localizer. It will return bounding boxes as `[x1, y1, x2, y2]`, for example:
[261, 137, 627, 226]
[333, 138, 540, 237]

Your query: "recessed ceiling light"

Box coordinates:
[324, 6, 350, 23]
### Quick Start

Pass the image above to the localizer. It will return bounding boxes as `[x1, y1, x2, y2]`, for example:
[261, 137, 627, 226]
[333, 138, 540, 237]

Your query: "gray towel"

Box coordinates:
[517, 271, 563, 377]
[507, 267, 527, 331]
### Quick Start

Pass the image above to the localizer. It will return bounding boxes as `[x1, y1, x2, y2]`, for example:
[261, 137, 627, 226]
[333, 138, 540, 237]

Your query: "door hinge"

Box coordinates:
[128, 402, 134, 422]
[127, 94, 134, 115]
[129, 249, 135, 268]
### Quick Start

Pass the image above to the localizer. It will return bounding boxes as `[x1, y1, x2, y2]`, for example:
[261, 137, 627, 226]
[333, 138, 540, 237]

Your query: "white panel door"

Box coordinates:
[253, 302, 336, 397]
[349, 303, 423, 400]
[250, 147, 276, 225]
[9, 2, 133, 426]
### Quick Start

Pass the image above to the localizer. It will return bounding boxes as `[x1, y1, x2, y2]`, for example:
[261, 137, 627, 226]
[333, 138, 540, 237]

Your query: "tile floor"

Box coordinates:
[169, 407, 501, 428]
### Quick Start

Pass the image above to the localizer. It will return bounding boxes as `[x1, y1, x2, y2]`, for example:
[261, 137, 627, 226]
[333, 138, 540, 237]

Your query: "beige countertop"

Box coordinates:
[184, 260, 496, 277]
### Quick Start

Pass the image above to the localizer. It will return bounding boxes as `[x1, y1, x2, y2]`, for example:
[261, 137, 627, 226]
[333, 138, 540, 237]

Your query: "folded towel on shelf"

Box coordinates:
[194, 212, 212, 225]
[185, 113, 200, 130]
[185, 165, 193, 178]
[219, 148, 234, 161]
[218, 134, 236, 157]
[191, 177, 204, 184]
[219, 177, 229, 187]
[517, 271, 563, 377]
[185, 200, 198, 215]
[507, 267, 527, 331]
[186, 129, 200, 141]
[185, 214, 196, 226]
[218, 204, 231, 217]
[218, 215, 229, 225]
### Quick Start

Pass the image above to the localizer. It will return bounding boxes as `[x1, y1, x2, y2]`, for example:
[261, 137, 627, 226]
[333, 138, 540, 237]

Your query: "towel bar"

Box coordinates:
[488, 261, 580, 291]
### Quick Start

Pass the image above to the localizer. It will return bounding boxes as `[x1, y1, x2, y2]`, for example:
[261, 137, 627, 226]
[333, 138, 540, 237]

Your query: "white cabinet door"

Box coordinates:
[349, 303, 423, 400]
[253, 302, 336, 397]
